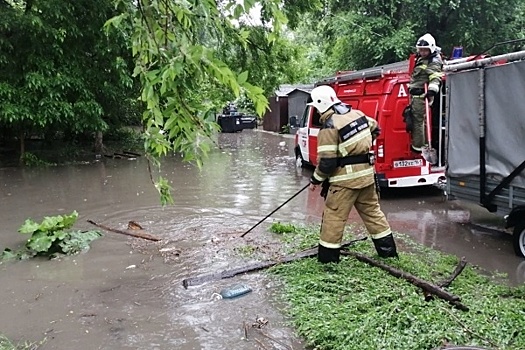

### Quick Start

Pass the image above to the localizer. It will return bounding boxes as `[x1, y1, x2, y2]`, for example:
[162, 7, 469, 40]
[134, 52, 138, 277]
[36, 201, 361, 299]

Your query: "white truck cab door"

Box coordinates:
[296, 106, 311, 163]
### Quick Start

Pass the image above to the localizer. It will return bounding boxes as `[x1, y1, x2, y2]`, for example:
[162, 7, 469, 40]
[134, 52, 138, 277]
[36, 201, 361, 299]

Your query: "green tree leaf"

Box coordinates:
[237, 71, 249, 84]
[18, 219, 41, 235]
[26, 231, 54, 253]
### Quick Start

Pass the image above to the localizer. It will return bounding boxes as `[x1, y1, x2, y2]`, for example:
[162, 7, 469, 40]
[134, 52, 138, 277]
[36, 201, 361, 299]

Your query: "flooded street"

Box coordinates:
[1, 129, 523, 349]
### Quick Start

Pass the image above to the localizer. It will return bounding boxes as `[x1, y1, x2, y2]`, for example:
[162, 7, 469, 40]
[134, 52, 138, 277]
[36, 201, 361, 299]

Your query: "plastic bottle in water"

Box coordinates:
[219, 284, 252, 299]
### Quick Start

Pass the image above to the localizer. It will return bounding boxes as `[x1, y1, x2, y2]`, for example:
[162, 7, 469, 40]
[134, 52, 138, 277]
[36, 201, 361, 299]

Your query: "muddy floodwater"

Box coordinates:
[1, 130, 524, 349]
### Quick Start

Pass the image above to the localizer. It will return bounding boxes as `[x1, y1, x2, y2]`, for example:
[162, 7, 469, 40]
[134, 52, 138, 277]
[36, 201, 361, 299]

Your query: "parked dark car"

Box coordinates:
[216, 104, 257, 133]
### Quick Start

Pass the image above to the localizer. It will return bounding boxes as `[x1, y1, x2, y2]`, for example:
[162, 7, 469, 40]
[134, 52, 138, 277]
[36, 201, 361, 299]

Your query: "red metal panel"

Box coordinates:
[298, 64, 445, 186]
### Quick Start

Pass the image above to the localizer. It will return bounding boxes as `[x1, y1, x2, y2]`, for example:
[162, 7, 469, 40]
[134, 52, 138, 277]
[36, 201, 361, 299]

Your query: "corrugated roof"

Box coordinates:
[274, 84, 314, 97]
[286, 87, 314, 96]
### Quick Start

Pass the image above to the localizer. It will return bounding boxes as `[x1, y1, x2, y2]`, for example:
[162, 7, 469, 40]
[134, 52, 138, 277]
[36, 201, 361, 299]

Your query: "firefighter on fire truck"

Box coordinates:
[307, 85, 398, 263]
[408, 33, 444, 157]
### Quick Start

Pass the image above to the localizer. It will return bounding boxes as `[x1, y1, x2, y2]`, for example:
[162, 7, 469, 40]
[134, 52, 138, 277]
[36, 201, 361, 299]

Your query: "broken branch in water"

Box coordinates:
[340, 251, 469, 311]
[87, 220, 160, 242]
[243, 321, 248, 340]
[256, 329, 292, 350]
[181, 237, 368, 288]
[254, 338, 269, 350]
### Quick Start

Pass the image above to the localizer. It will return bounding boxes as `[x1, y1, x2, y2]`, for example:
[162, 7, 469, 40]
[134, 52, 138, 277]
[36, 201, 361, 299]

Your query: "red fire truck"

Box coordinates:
[294, 56, 447, 188]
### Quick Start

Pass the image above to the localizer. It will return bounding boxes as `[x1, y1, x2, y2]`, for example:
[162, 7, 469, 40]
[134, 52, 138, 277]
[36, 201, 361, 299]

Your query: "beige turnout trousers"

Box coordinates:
[319, 183, 391, 248]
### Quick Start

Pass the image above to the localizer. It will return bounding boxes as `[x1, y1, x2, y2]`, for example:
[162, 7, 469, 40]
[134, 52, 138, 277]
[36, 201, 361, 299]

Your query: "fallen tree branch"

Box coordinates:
[123, 150, 141, 157]
[243, 321, 248, 340]
[340, 251, 469, 311]
[182, 237, 368, 288]
[440, 305, 499, 348]
[254, 338, 269, 350]
[438, 256, 467, 288]
[257, 329, 292, 350]
[87, 220, 160, 242]
[114, 152, 137, 159]
[424, 257, 467, 301]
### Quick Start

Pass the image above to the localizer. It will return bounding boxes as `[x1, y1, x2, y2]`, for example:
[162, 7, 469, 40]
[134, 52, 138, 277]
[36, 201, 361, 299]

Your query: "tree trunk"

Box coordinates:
[94, 131, 104, 154]
[25, 0, 34, 13]
[19, 131, 25, 165]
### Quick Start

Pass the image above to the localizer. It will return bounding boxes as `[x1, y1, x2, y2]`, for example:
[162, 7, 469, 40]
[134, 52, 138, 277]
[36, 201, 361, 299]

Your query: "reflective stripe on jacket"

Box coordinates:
[409, 54, 443, 94]
[312, 108, 376, 189]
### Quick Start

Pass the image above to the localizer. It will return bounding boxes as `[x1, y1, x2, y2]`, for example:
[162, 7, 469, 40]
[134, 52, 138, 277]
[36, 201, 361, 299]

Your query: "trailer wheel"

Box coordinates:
[512, 221, 525, 258]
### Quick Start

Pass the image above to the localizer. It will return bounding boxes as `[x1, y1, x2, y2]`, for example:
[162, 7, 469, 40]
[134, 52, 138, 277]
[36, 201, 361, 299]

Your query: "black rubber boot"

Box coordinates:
[372, 234, 398, 258]
[318, 244, 340, 264]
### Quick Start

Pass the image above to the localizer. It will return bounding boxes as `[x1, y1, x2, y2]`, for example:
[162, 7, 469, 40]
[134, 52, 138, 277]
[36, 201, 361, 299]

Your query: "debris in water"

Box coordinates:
[252, 317, 268, 328]
[219, 284, 252, 299]
[128, 221, 144, 230]
[159, 246, 180, 253]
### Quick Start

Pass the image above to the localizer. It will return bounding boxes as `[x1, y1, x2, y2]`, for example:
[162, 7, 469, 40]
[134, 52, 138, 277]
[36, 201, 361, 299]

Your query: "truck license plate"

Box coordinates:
[393, 159, 423, 168]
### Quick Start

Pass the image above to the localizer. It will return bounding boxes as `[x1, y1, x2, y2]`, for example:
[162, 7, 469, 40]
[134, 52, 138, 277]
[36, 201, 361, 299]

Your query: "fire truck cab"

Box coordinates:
[295, 58, 446, 188]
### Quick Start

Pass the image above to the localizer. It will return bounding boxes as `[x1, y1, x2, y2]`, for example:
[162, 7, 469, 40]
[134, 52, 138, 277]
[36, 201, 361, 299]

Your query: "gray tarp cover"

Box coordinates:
[447, 59, 525, 188]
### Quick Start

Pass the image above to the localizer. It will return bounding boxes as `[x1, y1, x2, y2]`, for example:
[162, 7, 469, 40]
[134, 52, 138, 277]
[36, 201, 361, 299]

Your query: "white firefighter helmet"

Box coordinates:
[416, 33, 437, 53]
[307, 85, 341, 113]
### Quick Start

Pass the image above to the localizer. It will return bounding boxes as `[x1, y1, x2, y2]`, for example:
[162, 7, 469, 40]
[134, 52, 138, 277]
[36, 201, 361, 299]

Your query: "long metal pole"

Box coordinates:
[438, 86, 444, 167]
[444, 50, 525, 72]
[478, 68, 487, 206]
[240, 183, 310, 238]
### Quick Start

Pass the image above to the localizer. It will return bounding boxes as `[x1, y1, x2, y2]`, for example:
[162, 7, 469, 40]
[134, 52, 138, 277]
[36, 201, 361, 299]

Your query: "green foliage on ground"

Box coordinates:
[233, 245, 258, 258]
[20, 152, 55, 167]
[269, 221, 298, 235]
[1, 211, 102, 260]
[0, 334, 44, 350]
[0, 335, 15, 350]
[268, 223, 525, 350]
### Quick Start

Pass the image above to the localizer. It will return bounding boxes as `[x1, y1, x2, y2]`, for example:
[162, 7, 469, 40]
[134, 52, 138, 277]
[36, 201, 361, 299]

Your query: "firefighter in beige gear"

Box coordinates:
[408, 33, 443, 155]
[307, 85, 398, 263]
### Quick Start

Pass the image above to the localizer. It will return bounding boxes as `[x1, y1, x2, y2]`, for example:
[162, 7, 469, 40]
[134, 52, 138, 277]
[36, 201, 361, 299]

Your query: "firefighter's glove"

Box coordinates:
[320, 180, 330, 199]
[371, 127, 381, 140]
[402, 105, 414, 132]
[424, 90, 436, 99]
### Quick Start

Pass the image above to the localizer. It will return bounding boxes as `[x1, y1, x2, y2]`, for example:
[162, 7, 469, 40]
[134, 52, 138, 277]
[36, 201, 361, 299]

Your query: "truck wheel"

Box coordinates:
[512, 221, 525, 258]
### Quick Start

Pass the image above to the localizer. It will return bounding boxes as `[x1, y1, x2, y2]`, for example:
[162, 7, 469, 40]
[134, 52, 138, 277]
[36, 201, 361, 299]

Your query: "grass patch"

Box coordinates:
[0, 335, 15, 350]
[0, 334, 44, 350]
[268, 223, 525, 350]
[233, 244, 258, 257]
[270, 222, 298, 235]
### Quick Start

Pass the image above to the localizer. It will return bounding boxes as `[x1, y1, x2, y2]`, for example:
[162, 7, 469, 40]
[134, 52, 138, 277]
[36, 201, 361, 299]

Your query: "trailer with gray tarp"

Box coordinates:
[444, 49, 525, 258]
